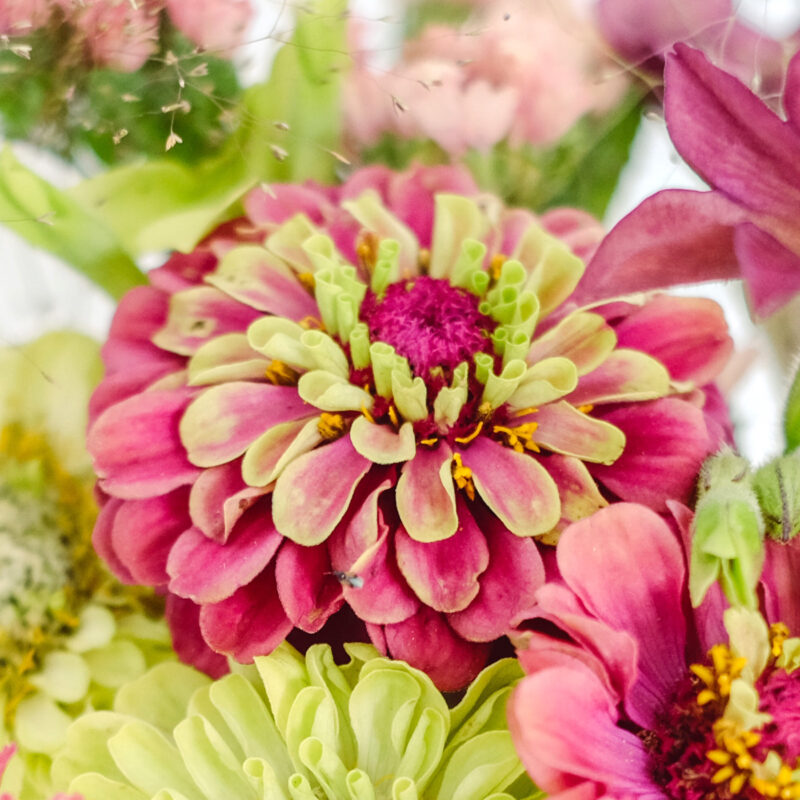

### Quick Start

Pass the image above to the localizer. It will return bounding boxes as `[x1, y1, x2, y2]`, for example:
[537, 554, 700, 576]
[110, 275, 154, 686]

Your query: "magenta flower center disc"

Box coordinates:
[362, 277, 496, 376]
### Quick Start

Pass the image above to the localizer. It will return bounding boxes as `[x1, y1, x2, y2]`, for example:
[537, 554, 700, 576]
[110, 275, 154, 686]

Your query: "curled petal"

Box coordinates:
[533, 402, 626, 464]
[349, 417, 417, 464]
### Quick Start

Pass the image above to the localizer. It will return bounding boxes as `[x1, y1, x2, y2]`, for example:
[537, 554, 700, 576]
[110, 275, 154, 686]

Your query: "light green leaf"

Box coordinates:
[0, 147, 144, 298]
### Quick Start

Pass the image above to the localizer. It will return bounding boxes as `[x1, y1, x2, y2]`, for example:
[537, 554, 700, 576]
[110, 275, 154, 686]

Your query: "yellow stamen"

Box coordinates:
[419, 437, 438, 446]
[577, 404, 594, 414]
[318, 413, 346, 441]
[712, 765, 736, 784]
[454, 421, 484, 445]
[418, 248, 430, 272]
[513, 406, 539, 418]
[356, 232, 379, 272]
[265, 359, 298, 386]
[690, 663, 715, 686]
[770, 622, 790, 658]
[451, 453, 475, 501]
[489, 253, 506, 281]
[361, 405, 375, 424]
[17, 648, 36, 675]
[297, 272, 315, 292]
[387, 405, 399, 428]
[477, 401, 494, 422]
[729, 772, 747, 795]
[707, 750, 731, 766]
[493, 421, 540, 453]
[697, 689, 717, 705]
[299, 315, 324, 330]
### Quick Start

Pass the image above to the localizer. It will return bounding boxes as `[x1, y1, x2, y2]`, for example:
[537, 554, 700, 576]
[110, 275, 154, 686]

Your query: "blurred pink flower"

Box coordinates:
[508, 503, 800, 799]
[87, 164, 730, 691]
[596, 0, 798, 102]
[345, 1, 628, 156]
[0, 0, 49, 34]
[165, 0, 251, 53]
[582, 44, 800, 318]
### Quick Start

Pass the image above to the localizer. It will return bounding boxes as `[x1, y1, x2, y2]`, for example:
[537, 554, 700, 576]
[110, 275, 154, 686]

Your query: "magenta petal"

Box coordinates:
[199, 564, 293, 662]
[613, 294, 732, 385]
[465, 438, 560, 537]
[734, 222, 800, 317]
[328, 478, 419, 625]
[272, 436, 372, 545]
[180, 382, 311, 468]
[590, 398, 712, 510]
[275, 541, 344, 633]
[449, 511, 545, 641]
[576, 189, 743, 305]
[396, 442, 458, 542]
[93, 499, 136, 584]
[110, 488, 192, 585]
[165, 594, 229, 679]
[785, 50, 800, 134]
[665, 45, 800, 250]
[89, 388, 201, 499]
[508, 664, 656, 797]
[763, 537, 800, 636]
[557, 504, 688, 729]
[167, 502, 282, 604]
[395, 497, 489, 613]
[188, 460, 264, 543]
[380, 606, 491, 692]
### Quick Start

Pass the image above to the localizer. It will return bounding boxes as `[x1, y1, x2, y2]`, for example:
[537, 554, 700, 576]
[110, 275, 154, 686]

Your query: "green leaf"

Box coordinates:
[67, 0, 349, 257]
[0, 147, 144, 299]
[785, 360, 800, 453]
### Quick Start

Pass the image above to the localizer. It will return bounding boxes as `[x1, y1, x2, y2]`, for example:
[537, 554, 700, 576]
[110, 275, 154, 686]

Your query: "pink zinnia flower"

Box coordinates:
[508, 502, 800, 799]
[87, 164, 731, 690]
[344, 2, 627, 156]
[585, 43, 800, 318]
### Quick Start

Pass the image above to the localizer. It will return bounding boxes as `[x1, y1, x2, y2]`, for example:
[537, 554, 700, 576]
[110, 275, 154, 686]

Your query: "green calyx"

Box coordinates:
[52, 644, 539, 800]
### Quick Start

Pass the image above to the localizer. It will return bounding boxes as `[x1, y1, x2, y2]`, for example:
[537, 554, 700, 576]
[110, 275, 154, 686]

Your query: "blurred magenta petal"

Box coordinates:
[166, 595, 229, 679]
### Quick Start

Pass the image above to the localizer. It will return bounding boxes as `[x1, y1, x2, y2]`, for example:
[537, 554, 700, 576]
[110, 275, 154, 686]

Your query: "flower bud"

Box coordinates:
[690, 449, 764, 609]
[752, 452, 800, 542]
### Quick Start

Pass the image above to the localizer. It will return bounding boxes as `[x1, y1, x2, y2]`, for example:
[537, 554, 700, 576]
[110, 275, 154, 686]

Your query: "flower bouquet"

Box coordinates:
[3, 1, 800, 799]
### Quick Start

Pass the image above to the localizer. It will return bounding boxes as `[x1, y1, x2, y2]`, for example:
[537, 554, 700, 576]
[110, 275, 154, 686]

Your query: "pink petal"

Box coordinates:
[734, 222, 800, 317]
[188, 460, 264, 543]
[328, 477, 420, 625]
[89, 388, 201, 499]
[665, 44, 800, 256]
[109, 488, 193, 585]
[165, 594, 229, 679]
[395, 497, 489, 613]
[576, 189, 743, 305]
[153, 286, 262, 356]
[508, 665, 656, 796]
[272, 436, 372, 545]
[243, 183, 334, 226]
[613, 294, 733, 384]
[786, 50, 800, 134]
[93, 498, 136, 583]
[167, 501, 282, 604]
[395, 442, 459, 543]
[557, 504, 688, 729]
[206, 248, 318, 321]
[526, 312, 616, 376]
[448, 510, 545, 641]
[349, 418, 417, 464]
[465, 437, 560, 537]
[763, 537, 800, 636]
[275, 541, 344, 633]
[589, 398, 712, 510]
[180, 382, 311, 468]
[379, 606, 491, 692]
[199, 565, 294, 662]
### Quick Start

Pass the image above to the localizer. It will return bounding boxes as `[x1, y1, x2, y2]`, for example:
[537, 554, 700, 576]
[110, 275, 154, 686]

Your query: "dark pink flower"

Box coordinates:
[584, 43, 800, 318]
[508, 503, 800, 799]
[87, 164, 730, 690]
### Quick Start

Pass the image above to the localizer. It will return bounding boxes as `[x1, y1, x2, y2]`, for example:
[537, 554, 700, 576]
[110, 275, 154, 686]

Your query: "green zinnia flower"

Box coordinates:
[52, 642, 540, 800]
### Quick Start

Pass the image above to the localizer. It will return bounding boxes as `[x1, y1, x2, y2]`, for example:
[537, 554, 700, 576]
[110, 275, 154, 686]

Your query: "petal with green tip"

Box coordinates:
[429, 195, 490, 279]
[180, 382, 310, 467]
[272, 436, 372, 545]
[298, 371, 374, 412]
[187, 334, 270, 387]
[532, 402, 626, 465]
[206, 245, 318, 321]
[465, 439, 560, 538]
[507, 357, 578, 410]
[525, 312, 616, 376]
[242, 417, 323, 487]
[350, 418, 417, 465]
[396, 444, 459, 543]
[567, 349, 671, 406]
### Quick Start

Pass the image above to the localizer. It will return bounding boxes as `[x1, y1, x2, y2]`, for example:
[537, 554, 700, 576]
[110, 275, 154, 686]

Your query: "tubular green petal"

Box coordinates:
[392, 777, 419, 800]
[372, 239, 402, 295]
[392, 373, 430, 422]
[300, 330, 350, 379]
[298, 738, 349, 799]
[451, 239, 488, 290]
[337, 294, 359, 341]
[341, 190, 419, 277]
[474, 353, 493, 386]
[345, 769, 376, 800]
[481, 360, 527, 408]
[349, 323, 371, 370]
[369, 342, 398, 398]
[494, 260, 526, 292]
[429, 195, 490, 280]
[433, 366, 469, 426]
[469, 270, 490, 296]
[70, 773, 148, 800]
[512, 223, 585, 316]
[298, 371, 374, 412]
[507, 357, 579, 410]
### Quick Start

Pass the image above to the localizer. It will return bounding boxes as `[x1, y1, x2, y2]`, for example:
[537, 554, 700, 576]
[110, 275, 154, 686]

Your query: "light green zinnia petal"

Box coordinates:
[266, 214, 321, 273]
[429, 195, 490, 280]
[298, 370, 374, 411]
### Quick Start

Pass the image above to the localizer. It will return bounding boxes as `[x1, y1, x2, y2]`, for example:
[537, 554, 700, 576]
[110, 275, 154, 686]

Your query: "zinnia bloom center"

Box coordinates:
[645, 634, 800, 799]
[361, 276, 495, 376]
